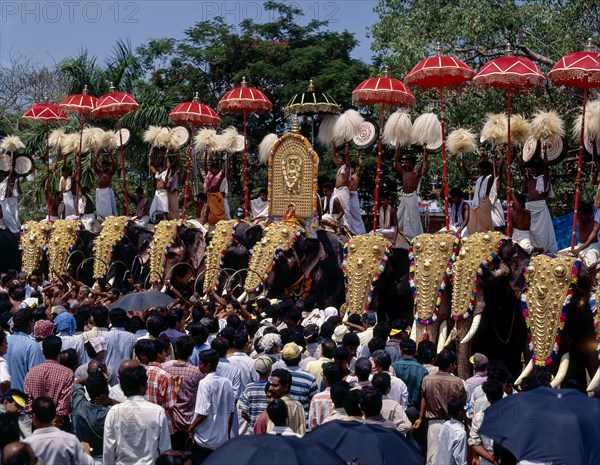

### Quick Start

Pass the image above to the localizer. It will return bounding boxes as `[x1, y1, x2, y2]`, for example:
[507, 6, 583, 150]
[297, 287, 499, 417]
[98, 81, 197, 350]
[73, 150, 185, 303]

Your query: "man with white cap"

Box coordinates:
[74, 337, 118, 387]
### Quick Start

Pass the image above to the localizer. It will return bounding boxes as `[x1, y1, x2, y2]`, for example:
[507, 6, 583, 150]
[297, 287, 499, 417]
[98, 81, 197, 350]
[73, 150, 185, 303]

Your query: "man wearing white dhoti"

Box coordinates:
[79, 186, 100, 233]
[449, 188, 469, 236]
[149, 157, 168, 221]
[59, 167, 75, 218]
[348, 156, 366, 235]
[321, 182, 345, 226]
[520, 154, 557, 253]
[332, 145, 353, 231]
[509, 189, 536, 255]
[393, 150, 429, 239]
[92, 155, 118, 222]
[0, 168, 20, 234]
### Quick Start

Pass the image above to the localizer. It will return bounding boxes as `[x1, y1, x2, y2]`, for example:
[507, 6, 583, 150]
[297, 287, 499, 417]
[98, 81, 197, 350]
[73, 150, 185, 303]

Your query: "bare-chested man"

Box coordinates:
[321, 182, 344, 225]
[376, 193, 398, 245]
[149, 156, 168, 221]
[393, 149, 429, 239]
[565, 203, 600, 266]
[509, 188, 540, 255]
[449, 188, 469, 236]
[461, 158, 494, 234]
[519, 151, 557, 253]
[332, 145, 352, 230]
[92, 155, 118, 221]
[348, 155, 366, 235]
[203, 155, 230, 225]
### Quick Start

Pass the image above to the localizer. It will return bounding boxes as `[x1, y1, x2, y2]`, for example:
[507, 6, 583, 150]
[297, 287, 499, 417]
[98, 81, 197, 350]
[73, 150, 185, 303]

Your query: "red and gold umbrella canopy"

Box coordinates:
[218, 77, 272, 217]
[405, 44, 475, 228]
[352, 67, 415, 231]
[548, 39, 600, 249]
[169, 93, 221, 220]
[474, 44, 545, 235]
[23, 100, 68, 220]
[92, 83, 139, 215]
[60, 85, 98, 215]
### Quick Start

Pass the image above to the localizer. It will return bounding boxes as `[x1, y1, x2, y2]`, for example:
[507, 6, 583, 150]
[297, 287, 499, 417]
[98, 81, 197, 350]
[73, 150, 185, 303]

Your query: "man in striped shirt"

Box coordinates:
[280, 343, 317, 415]
[239, 356, 272, 434]
[308, 362, 344, 430]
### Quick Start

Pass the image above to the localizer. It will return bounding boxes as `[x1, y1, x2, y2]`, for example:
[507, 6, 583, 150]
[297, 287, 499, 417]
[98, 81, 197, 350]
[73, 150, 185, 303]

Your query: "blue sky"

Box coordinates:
[1, 1, 380, 66]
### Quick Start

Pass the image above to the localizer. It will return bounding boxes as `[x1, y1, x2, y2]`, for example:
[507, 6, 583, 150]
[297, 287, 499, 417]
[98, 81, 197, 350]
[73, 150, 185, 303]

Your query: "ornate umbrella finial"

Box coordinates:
[108, 82, 116, 93]
[43, 93, 50, 103]
[193, 92, 200, 103]
[308, 79, 315, 92]
[83, 85, 89, 95]
[291, 115, 300, 133]
[584, 38, 595, 52]
[241, 77, 247, 88]
[382, 65, 390, 78]
[435, 42, 443, 56]
[504, 43, 513, 57]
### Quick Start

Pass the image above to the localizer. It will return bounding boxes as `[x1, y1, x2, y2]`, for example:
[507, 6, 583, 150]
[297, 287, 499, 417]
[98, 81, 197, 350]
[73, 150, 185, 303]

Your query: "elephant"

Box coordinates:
[161, 223, 207, 293]
[106, 221, 154, 289]
[0, 229, 21, 273]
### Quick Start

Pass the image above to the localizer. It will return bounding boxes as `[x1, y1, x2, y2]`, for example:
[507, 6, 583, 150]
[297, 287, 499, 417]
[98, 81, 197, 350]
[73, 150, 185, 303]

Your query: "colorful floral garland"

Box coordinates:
[409, 235, 460, 325]
[451, 239, 504, 321]
[521, 259, 582, 366]
[591, 289, 600, 357]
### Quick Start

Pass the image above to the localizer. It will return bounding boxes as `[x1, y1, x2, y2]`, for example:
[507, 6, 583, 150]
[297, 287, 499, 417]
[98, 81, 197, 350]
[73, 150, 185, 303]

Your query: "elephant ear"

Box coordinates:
[298, 237, 326, 279]
[243, 224, 264, 250]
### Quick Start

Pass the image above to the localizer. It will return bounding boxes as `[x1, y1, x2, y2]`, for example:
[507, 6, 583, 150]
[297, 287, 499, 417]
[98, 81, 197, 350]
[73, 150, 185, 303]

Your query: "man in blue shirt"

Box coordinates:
[391, 339, 428, 420]
[6, 310, 43, 390]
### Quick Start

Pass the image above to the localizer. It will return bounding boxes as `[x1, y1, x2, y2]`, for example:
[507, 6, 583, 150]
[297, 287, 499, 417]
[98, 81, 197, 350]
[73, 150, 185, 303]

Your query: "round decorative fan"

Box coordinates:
[171, 126, 189, 148]
[352, 120, 377, 149]
[522, 136, 538, 163]
[0, 154, 11, 172]
[14, 155, 34, 176]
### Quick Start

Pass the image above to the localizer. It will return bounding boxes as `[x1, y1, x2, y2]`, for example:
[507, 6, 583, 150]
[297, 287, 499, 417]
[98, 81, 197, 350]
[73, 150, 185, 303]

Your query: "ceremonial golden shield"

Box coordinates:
[93, 216, 130, 279]
[203, 219, 240, 294]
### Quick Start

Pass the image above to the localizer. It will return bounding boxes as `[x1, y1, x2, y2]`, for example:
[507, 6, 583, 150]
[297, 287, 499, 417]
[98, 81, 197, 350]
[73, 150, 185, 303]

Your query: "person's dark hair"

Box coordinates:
[32, 308, 47, 323]
[400, 338, 416, 356]
[109, 308, 127, 327]
[42, 335, 62, 359]
[482, 379, 504, 404]
[447, 397, 465, 419]
[232, 331, 249, 351]
[330, 381, 351, 409]
[0, 414, 20, 449]
[155, 336, 170, 357]
[322, 181, 334, 192]
[449, 187, 463, 198]
[199, 349, 219, 371]
[156, 450, 197, 465]
[517, 375, 543, 392]
[371, 371, 391, 394]
[244, 319, 260, 338]
[59, 348, 79, 371]
[373, 322, 390, 341]
[321, 339, 336, 359]
[31, 397, 56, 424]
[354, 357, 372, 382]
[344, 389, 363, 416]
[417, 340, 436, 364]
[367, 337, 385, 355]
[266, 398, 288, 426]
[303, 324, 319, 342]
[217, 326, 236, 347]
[323, 362, 344, 386]
[165, 307, 185, 329]
[75, 305, 92, 332]
[87, 359, 108, 377]
[0, 331, 6, 347]
[359, 386, 383, 417]
[125, 316, 145, 335]
[119, 365, 148, 397]
[188, 324, 209, 347]
[437, 349, 456, 371]
[342, 332, 360, 349]
[226, 315, 242, 331]
[288, 331, 306, 351]
[486, 360, 511, 384]
[579, 202, 594, 215]
[146, 316, 164, 338]
[91, 306, 109, 328]
[210, 337, 229, 358]
[12, 309, 33, 333]
[319, 321, 336, 340]
[371, 350, 392, 371]
[134, 339, 157, 362]
[172, 335, 193, 360]
[86, 372, 109, 401]
[347, 313, 362, 328]
[271, 368, 292, 389]
[332, 346, 349, 363]
[478, 160, 493, 172]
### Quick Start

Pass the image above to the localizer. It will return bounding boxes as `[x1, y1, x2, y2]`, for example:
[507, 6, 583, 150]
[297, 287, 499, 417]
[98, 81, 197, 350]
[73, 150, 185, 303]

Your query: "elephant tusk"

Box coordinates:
[460, 314, 482, 345]
[108, 276, 115, 287]
[550, 353, 570, 388]
[587, 367, 600, 392]
[515, 359, 534, 386]
[160, 284, 168, 293]
[410, 318, 417, 342]
[237, 291, 247, 303]
[437, 320, 449, 354]
[444, 326, 456, 348]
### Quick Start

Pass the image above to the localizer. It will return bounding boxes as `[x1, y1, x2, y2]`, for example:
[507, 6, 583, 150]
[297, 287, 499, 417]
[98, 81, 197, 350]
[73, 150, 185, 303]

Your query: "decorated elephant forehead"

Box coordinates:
[48, 220, 81, 281]
[93, 216, 130, 279]
[411, 233, 457, 322]
[244, 221, 305, 293]
[524, 254, 579, 366]
[20, 221, 50, 276]
[343, 234, 391, 316]
[203, 219, 240, 294]
[451, 231, 507, 318]
[149, 219, 180, 283]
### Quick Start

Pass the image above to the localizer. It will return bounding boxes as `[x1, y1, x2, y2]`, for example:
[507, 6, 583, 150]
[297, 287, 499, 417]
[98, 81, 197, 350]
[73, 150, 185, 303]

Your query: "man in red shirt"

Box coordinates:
[24, 335, 74, 429]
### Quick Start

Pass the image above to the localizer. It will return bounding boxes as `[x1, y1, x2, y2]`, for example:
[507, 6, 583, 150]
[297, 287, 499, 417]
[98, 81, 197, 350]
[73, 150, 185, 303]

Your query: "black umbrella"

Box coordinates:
[480, 387, 600, 465]
[304, 421, 424, 465]
[203, 434, 345, 465]
[110, 290, 175, 311]
[284, 80, 341, 117]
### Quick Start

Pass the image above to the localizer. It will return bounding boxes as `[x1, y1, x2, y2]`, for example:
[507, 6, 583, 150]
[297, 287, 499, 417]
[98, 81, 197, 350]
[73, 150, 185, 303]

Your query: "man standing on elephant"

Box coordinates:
[519, 152, 557, 253]
[393, 149, 429, 239]
[92, 155, 118, 222]
[348, 155, 366, 235]
[332, 145, 352, 232]
[375, 193, 398, 245]
[203, 157, 230, 225]
[414, 349, 467, 465]
[461, 158, 494, 234]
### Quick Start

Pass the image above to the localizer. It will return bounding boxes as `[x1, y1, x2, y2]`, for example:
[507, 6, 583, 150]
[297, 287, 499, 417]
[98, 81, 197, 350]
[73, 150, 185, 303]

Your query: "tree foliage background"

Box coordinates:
[0, 0, 598, 221]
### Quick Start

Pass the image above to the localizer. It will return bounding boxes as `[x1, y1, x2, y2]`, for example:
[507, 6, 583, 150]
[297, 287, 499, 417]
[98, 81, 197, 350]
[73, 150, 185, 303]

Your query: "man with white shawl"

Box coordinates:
[462, 159, 494, 234]
[58, 166, 75, 218]
[348, 156, 366, 235]
[92, 156, 118, 222]
[250, 188, 269, 220]
[393, 150, 429, 239]
[332, 145, 352, 231]
[564, 203, 600, 267]
[520, 154, 557, 253]
[148, 157, 168, 221]
[0, 168, 20, 234]
[376, 194, 398, 246]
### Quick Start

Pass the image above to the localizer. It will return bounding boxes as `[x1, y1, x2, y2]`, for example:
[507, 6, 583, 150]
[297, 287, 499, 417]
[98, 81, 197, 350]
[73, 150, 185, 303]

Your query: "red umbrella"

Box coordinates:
[92, 83, 139, 216]
[474, 44, 545, 235]
[169, 93, 221, 220]
[218, 77, 272, 217]
[60, 85, 98, 215]
[352, 66, 415, 231]
[22, 100, 68, 220]
[548, 39, 600, 249]
[405, 43, 475, 229]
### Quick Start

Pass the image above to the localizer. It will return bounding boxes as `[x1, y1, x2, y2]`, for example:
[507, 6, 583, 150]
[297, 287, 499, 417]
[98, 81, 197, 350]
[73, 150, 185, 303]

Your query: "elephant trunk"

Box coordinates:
[460, 314, 482, 344]
[437, 320, 449, 354]
[515, 359, 534, 386]
[587, 366, 600, 392]
[550, 353, 570, 388]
